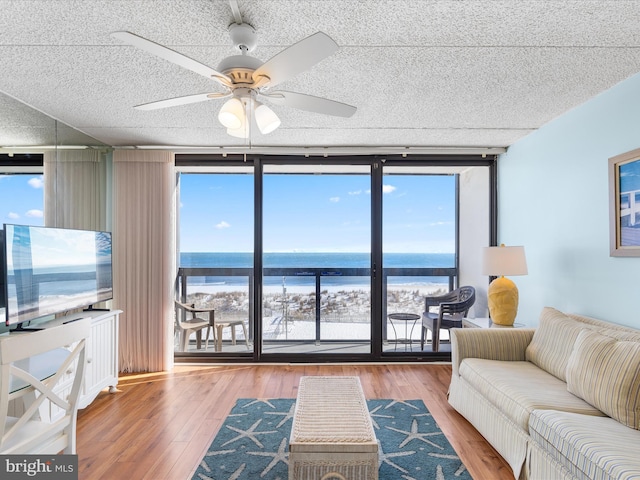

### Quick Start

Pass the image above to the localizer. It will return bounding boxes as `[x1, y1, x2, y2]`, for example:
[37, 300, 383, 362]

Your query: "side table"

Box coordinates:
[462, 317, 525, 328]
[388, 313, 421, 351]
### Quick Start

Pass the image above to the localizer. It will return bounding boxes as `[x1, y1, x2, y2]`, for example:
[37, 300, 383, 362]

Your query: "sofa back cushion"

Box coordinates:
[525, 307, 584, 381]
[567, 312, 640, 342]
[566, 329, 640, 430]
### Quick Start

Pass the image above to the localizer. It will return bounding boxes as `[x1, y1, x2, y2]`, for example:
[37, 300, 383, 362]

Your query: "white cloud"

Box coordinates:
[329, 196, 340, 202]
[26, 209, 43, 218]
[28, 177, 43, 189]
[8, 212, 19, 219]
[348, 190, 362, 195]
[216, 220, 230, 229]
[382, 184, 396, 194]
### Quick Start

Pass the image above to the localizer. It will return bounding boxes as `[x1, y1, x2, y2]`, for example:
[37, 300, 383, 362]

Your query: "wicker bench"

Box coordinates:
[289, 376, 378, 480]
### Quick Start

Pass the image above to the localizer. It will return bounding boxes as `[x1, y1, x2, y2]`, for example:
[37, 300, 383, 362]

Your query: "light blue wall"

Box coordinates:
[499, 72, 640, 328]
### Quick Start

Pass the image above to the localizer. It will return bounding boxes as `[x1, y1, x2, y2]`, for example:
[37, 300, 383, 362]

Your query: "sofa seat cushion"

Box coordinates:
[459, 358, 605, 431]
[529, 409, 640, 480]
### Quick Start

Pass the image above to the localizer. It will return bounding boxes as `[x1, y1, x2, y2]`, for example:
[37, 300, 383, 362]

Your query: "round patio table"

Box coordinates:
[388, 313, 421, 351]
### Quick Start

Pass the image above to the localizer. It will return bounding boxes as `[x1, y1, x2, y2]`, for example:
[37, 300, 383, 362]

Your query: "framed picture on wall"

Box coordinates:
[609, 148, 640, 256]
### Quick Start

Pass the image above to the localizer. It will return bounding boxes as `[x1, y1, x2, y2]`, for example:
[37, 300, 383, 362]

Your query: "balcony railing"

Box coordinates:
[176, 266, 457, 344]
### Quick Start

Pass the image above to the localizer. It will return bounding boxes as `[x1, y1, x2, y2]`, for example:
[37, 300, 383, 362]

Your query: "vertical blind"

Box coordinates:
[112, 150, 176, 372]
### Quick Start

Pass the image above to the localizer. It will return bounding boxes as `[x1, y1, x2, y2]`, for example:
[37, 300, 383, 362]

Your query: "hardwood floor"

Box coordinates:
[76, 363, 513, 479]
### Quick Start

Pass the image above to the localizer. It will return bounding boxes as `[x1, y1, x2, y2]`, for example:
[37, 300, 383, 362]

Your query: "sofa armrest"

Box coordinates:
[450, 327, 536, 377]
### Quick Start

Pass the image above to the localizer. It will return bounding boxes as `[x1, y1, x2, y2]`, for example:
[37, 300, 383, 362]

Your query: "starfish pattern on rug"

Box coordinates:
[247, 437, 289, 476]
[264, 403, 295, 428]
[222, 418, 278, 448]
[386, 418, 445, 449]
[369, 404, 394, 429]
[383, 399, 420, 410]
[192, 398, 471, 480]
[377, 439, 416, 475]
[241, 398, 277, 409]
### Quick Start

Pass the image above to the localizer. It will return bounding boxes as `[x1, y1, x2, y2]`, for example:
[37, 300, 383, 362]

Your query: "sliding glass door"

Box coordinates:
[261, 164, 372, 356]
[176, 166, 254, 356]
[381, 166, 457, 354]
[174, 155, 493, 361]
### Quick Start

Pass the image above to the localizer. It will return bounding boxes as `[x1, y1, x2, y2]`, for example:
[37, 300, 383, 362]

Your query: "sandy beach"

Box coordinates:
[183, 283, 448, 342]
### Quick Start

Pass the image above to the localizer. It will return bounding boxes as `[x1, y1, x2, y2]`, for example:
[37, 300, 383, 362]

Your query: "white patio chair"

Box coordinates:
[174, 301, 211, 352]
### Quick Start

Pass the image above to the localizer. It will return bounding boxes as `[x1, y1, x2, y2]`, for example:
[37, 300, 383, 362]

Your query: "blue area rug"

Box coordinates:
[192, 398, 471, 480]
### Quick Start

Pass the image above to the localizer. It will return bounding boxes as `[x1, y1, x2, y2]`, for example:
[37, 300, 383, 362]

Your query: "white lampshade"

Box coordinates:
[218, 97, 245, 129]
[482, 245, 528, 276]
[254, 101, 281, 134]
[226, 123, 249, 138]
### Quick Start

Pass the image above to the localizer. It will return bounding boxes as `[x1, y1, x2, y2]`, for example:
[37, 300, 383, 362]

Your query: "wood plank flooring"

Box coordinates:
[76, 364, 513, 479]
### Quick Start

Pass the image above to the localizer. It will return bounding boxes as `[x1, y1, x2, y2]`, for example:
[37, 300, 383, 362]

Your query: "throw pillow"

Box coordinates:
[525, 307, 584, 381]
[566, 329, 640, 430]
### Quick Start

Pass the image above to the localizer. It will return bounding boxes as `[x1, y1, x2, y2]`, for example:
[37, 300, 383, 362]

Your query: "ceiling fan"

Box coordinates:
[111, 1, 357, 138]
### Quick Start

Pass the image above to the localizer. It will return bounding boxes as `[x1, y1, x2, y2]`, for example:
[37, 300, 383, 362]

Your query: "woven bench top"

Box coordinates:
[290, 376, 377, 450]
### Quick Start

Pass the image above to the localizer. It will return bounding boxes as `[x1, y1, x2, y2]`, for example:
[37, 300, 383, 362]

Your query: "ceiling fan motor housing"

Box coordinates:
[229, 22, 258, 53]
[217, 55, 263, 85]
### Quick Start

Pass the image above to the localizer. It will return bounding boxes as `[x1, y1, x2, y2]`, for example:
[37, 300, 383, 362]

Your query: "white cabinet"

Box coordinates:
[78, 310, 120, 409]
[8, 310, 121, 421]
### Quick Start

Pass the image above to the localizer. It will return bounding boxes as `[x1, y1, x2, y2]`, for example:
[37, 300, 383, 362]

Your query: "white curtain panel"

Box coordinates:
[113, 150, 176, 372]
[43, 149, 107, 230]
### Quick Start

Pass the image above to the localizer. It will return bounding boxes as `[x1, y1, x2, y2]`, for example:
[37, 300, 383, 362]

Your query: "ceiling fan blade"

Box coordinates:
[252, 32, 339, 88]
[134, 92, 230, 111]
[111, 31, 232, 85]
[263, 91, 357, 118]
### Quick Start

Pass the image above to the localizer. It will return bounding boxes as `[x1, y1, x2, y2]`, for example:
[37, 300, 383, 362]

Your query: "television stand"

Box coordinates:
[83, 306, 110, 312]
[35, 309, 121, 412]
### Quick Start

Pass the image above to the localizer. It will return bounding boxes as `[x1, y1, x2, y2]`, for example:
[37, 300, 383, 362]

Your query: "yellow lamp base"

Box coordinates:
[488, 276, 519, 326]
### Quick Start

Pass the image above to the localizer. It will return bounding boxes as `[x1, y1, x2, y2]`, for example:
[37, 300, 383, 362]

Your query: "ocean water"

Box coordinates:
[180, 252, 455, 287]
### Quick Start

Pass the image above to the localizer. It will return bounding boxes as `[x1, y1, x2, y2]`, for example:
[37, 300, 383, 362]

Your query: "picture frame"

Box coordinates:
[609, 148, 640, 256]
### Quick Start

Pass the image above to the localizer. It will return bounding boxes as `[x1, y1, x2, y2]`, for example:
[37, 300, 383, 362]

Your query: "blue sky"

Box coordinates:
[620, 158, 640, 192]
[0, 171, 456, 253]
[179, 173, 455, 253]
[5, 224, 100, 268]
[0, 174, 44, 227]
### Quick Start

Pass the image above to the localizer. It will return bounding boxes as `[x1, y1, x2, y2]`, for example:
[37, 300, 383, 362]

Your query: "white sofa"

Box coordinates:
[448, 307, 640, 480]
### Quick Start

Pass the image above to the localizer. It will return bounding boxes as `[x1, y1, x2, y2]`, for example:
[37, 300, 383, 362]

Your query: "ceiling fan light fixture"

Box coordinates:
[226, 107, 249, 138]
[226, 125, 249, 138]
[218, 97, 245, 129]
[254, 102, 281, 134]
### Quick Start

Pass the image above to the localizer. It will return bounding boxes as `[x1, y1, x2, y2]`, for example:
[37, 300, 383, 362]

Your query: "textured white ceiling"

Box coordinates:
[1, 0, 640, 151]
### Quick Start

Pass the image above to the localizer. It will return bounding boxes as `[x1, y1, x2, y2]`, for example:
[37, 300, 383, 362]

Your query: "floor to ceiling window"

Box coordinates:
[381, 166, 457, 354]
[261, 164, 372, 356]
[176, 165, 254, 357]
[175, 155, 493, 361]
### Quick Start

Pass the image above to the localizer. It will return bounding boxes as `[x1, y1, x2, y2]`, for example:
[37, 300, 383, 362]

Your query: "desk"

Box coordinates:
[388, 313, 420, 351]
[462, 317, 525, 328]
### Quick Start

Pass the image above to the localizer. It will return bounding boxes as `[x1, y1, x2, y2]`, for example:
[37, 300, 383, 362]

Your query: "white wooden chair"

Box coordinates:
[0, 318, 91, 454]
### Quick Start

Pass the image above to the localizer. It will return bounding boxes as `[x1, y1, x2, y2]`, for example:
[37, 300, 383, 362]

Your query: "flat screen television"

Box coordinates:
[2, 224, 113, 327]
[0, 231, 5, 322]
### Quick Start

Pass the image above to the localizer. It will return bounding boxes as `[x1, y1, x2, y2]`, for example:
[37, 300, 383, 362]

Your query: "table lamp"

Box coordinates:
[482, 244, 528, 326]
